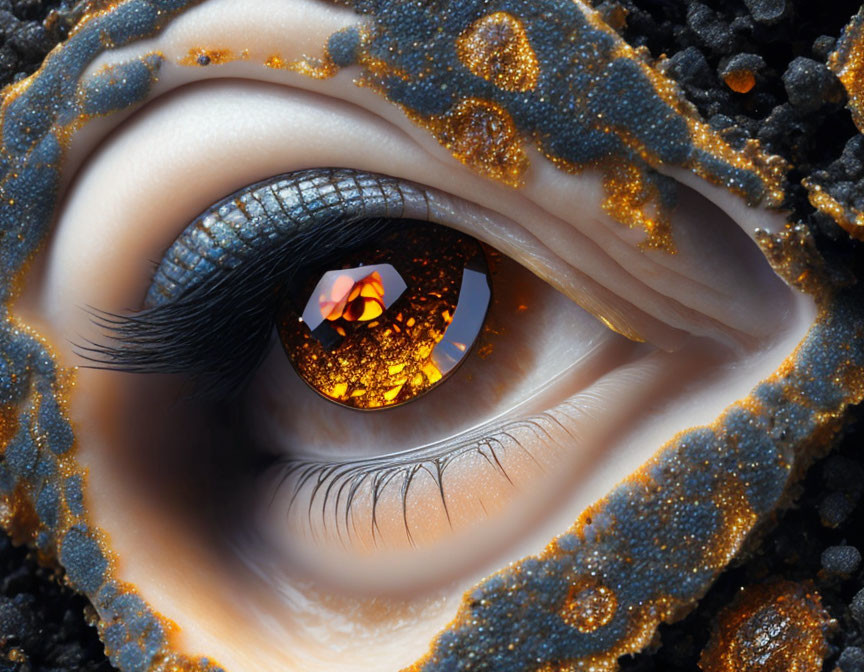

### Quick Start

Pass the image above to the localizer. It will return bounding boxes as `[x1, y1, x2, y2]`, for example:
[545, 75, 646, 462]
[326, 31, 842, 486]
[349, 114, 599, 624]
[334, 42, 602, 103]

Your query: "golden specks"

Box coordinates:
[178, 48, 236, 67]
[559, 577, 618, 633]
[830, 10, 864, 133]
[805, 178, 864, 242]
[723, 69, 756, 94]
[430, 97, 529, 187]
[265, 52, 339, 80]
[600, 160, 676, 253]
[456, 12, 540, 93]
[699, 581, 832, 672]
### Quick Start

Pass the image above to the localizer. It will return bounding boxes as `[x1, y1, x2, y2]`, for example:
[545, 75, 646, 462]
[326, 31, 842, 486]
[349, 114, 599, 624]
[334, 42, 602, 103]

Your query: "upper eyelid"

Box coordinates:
[146, 169, 434, 307]
[45, 70, 794, 362]
[50, 82, 786, 356]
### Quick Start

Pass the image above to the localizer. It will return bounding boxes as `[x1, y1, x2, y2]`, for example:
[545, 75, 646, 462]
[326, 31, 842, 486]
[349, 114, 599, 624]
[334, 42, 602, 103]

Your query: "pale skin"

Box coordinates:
[13, 0, 817, 670]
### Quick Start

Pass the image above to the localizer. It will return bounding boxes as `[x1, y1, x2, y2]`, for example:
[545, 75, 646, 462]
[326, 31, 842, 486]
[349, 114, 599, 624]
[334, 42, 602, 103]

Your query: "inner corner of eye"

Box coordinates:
[277, 220, 493, 411]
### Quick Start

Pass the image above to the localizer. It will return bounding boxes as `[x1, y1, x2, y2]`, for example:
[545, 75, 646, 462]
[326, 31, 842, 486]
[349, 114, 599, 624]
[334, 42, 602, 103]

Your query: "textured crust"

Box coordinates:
[0, 2, 860, 672]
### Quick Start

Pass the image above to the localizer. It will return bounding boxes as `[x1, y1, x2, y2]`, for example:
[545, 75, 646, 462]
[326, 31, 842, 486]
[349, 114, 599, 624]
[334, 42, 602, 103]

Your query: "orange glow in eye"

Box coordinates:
[278, 223, 491, 410]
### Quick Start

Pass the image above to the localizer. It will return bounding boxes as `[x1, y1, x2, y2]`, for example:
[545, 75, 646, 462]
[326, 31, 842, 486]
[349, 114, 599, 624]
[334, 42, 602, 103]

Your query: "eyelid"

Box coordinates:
[56, 1, 799, 353]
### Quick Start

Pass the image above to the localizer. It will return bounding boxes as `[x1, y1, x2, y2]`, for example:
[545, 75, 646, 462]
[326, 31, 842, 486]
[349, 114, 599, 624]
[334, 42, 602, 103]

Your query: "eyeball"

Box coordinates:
[278, 221, 491, 409]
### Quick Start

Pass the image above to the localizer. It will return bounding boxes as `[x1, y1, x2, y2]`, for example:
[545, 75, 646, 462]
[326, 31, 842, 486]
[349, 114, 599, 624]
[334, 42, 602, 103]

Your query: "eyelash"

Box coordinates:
[78, 168, 435, 396]
[81, 213, 389, 396]
[268, 406, 584, 547]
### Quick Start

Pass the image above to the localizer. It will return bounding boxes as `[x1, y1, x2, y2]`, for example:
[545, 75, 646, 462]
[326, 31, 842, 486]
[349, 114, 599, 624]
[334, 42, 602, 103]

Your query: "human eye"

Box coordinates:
[2, 2, 861, 672]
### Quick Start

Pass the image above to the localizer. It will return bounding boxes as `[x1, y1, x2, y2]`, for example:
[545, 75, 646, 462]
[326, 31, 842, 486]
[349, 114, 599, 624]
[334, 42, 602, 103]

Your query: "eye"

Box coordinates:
[77, 165, 651, 588]
[4, 1, 840, 671]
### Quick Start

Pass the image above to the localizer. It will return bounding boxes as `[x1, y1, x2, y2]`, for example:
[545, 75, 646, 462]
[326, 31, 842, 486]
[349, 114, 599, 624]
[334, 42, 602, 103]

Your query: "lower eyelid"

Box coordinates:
[254, 340, 717, 592]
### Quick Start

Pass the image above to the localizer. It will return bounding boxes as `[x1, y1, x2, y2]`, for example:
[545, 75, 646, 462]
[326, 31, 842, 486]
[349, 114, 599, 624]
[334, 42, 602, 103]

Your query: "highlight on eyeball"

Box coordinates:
[0, 2, 862, 672]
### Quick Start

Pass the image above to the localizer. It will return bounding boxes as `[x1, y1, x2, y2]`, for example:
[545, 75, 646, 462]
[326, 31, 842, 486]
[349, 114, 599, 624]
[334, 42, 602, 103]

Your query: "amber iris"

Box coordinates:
[278, 222, 491, 410]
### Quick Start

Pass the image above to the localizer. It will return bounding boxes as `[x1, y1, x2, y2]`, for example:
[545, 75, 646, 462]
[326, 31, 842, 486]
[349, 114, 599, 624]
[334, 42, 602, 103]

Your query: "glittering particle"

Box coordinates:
[279, 223, 491, 410]
[560, 577, 618, 633]
[456, 12, 539, 93]
[178, 48, 235, 67]
[430, 98, 529, 187]
[600, 160, 677, 253]
[831, 9, 864, 133]
[804, 179, 864, 242]
[699, 581, 832, 672]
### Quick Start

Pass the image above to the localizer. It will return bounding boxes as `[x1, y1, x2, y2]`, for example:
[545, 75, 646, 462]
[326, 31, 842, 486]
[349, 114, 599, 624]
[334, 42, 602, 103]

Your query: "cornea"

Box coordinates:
[0, 2, 860, 672]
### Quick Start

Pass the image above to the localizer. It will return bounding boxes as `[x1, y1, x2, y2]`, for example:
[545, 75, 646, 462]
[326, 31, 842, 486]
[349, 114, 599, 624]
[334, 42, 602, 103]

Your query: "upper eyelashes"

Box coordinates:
[79, 169, 437, 391]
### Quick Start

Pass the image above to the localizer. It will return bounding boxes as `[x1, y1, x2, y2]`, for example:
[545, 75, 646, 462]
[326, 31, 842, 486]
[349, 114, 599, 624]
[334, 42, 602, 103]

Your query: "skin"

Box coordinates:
[1, 1, 861, 671]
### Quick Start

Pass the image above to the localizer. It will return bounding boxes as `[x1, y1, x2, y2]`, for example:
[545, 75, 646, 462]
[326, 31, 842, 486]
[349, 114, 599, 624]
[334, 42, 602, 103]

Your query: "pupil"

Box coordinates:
[278, 221, 491, 410]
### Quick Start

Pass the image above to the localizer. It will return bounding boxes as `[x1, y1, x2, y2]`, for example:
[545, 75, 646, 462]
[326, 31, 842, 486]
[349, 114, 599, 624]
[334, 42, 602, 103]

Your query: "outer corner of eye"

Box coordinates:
[2, 2, 863, 672]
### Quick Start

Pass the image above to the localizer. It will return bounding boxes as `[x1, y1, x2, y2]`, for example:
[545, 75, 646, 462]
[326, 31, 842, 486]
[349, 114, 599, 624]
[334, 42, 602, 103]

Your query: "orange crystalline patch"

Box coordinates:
[830, 9, 864, 134]
[456, 12, 540, 93]
[432, 98, 529, 187]
[559, 577, 618, 634]
[699, 581, 832, 672]
[723, 70, 756, 94]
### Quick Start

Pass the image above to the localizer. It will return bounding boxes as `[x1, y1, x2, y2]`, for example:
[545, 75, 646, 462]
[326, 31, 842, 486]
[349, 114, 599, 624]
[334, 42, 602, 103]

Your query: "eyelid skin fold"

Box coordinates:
[0, 2, 862, 672]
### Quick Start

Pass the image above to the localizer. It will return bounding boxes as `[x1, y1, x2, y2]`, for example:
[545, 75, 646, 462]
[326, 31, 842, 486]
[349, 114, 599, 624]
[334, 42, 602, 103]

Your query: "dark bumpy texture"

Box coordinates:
[595, 0, 864, 267]
[593, 1, 864, 670]
[1, 1, 863, 672]
[0, 534, 112, 671]
[0, 0, 85, 86]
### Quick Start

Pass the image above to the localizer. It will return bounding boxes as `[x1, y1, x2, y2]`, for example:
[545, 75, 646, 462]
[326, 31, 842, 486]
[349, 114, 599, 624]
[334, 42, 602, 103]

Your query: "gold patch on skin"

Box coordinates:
[264, 51, 340, 79]
[178, 48, 238, 67]
[427, 97, 529, 187]
[698, 581, 833, 672]
[560, 577, 618, 634]
[456, 12, 540, 93]
[830, 10, 864, 134]
[599, 159, 677, 254]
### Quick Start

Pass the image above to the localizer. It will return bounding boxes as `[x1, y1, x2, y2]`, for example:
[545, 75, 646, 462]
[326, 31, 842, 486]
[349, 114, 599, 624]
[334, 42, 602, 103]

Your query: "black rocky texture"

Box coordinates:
[0, 533, 112, 670]
[0, 0, 83, 87]
[597, 0, 864, 271]
[1, 1, 864, 671]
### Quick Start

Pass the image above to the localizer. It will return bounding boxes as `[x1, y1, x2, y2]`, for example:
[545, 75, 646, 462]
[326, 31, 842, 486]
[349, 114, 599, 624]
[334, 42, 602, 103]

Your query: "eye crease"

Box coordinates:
[0, 2, 862, 672]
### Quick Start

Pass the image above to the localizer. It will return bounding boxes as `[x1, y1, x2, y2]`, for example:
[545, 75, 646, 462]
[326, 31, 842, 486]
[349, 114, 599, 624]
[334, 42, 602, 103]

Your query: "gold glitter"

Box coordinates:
[427, 98, 529, 187]
[805, 179, 864, 242]
[699, 581, 832, 672]
[600, 159, 676, 253]
[830, 10, 864, 133]
[178, 48, 236, 67]
[456, 12, 540, 93]
[559, 577, 618, 634]
[279, 223, 490, 410]
[264, 51, 339, 79]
